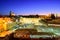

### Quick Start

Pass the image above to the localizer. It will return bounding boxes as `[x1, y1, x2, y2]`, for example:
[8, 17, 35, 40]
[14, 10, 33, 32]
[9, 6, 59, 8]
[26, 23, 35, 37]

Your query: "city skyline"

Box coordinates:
[0, 0, 60, 15]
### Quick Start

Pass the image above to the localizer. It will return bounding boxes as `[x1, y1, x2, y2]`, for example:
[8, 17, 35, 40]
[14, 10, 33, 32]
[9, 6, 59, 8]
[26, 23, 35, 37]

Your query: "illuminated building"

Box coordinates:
[10, 11, 15, 16]
[0, 17, 13, 31]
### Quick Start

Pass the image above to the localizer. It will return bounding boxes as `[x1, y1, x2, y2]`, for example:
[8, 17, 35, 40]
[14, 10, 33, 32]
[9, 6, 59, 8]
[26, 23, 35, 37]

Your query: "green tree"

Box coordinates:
[51, 14, 55, 19]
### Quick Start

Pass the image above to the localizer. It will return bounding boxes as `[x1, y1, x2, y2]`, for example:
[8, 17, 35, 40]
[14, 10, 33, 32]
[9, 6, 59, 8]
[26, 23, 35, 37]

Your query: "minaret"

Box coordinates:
[55, 13, 57, 18]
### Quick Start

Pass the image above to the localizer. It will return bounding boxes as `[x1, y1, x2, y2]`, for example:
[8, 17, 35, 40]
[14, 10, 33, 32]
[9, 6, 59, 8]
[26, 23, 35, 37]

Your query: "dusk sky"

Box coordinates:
[0, 0, 60, 15]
